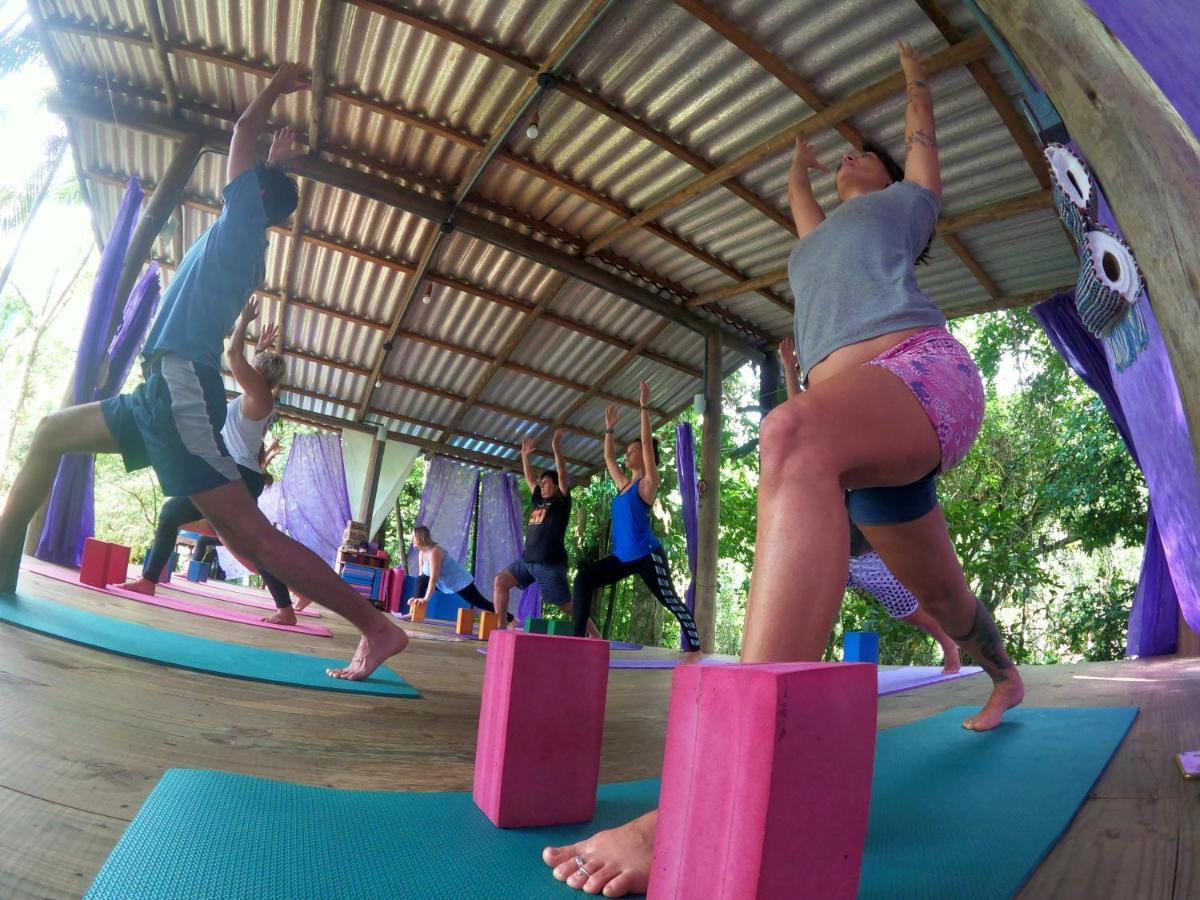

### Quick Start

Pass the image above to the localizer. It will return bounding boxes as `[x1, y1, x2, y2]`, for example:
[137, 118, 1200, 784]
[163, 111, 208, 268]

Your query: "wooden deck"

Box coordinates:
[1, 563, 1197, 898]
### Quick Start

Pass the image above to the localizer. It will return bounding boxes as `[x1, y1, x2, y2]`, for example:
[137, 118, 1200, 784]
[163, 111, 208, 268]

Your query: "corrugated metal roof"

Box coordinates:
[38, 0, 1076, 473]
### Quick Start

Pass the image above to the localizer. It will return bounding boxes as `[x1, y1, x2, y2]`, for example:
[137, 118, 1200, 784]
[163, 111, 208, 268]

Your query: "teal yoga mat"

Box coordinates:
[85, 705, 1134, 899]
[0, 592, 419, 698]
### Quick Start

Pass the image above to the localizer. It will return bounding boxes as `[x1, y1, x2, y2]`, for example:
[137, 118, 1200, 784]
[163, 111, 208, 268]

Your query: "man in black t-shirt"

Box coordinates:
[493, 431, 596, 634]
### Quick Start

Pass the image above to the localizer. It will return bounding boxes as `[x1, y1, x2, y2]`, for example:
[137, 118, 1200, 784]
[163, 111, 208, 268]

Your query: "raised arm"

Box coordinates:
[899, 42, 941, 197]
[227, 62, 308, 186]
[778, 336, 802, 400]
[226, 299, 275, 420]
[519, 437, 538, 494]
[603, 404, 628, 490]
[788, 138, 829, 238]
[551, 429, 570, 493]
[636, 381, 660, 505]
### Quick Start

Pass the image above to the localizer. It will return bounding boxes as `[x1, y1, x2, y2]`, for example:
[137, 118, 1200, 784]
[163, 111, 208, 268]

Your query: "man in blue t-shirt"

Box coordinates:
[0, 63, 408, 681]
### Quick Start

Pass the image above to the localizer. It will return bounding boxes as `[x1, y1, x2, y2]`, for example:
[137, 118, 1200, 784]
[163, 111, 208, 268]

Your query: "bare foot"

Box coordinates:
[962, 669, 1025, 731]
[680, 650, 704, 665]
[543, 811, 657, 897]
[326, 624, 409, 681]
[940, 643, 962, 674]
[585, 620, 602, 640]
[119, 577, 158, 596]
[262, 608, 297, 626]
[293, 595, 312, 613]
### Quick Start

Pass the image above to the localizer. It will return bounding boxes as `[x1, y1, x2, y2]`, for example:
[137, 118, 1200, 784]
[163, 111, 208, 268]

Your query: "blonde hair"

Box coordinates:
[252, 350, 286, 388]
[413, 526, 434, 549]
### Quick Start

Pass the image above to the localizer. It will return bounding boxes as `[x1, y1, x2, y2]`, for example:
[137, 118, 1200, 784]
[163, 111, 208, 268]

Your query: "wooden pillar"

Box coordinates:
[976, 0, 1200, 487]
[357, 426, 387, 531]
[695, 331, 723, 653]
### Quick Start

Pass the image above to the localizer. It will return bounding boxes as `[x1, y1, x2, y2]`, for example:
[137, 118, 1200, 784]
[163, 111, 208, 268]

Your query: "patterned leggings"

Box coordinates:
[572, 549, 701, 651]
[847, 551, 919, 619]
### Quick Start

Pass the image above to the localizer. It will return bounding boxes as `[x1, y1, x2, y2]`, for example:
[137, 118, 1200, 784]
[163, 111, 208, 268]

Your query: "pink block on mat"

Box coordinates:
[647, 662, 877, 900]
[473, 630, 609, 827]
[105, 544, 131, 586]
[80, 538, 110, 587]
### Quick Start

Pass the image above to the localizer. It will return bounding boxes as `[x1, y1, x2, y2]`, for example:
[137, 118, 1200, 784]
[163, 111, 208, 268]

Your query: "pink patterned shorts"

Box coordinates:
[866, 326, 984, 473]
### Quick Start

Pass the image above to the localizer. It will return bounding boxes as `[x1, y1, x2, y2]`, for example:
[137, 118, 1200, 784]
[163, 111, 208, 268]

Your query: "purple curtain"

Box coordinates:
[1032, 294, 1178, 656]
[36, 178, 162, 566]
[476, 471, 541, 621]
[406, 455, 479, 573]
[676, 422, 700, 649]
[279, 433, 351, 568]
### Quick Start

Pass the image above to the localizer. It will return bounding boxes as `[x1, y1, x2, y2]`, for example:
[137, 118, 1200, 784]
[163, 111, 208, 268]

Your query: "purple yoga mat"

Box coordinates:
[23, 560, 333, 638]
[153, 576, 322, 618]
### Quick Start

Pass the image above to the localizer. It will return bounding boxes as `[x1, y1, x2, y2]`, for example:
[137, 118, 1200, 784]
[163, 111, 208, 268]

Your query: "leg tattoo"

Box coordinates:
[950, 599, 1013, 680]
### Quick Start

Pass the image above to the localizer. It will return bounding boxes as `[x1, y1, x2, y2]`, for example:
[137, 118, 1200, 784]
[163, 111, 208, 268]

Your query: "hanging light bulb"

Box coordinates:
[422, 282, 433, 304]
[526, 109, 540, 140]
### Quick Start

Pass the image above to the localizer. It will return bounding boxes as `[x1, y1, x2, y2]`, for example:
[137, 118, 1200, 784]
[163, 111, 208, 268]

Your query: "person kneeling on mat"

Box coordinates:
[492, 431, 599, 636]
[0, 64, 407, 681]
[405, 526, 505, 621]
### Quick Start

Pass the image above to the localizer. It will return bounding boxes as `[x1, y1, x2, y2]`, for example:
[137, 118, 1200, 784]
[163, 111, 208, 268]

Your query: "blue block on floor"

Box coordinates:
[186, 560, 211, 583]
[844, 631, 879, 664]
[426, 592, 469, 621]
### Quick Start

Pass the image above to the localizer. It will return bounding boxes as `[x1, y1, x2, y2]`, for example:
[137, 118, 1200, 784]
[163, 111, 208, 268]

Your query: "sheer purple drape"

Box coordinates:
[676, 422, 700, 649]
[279, 434, 351, 567]
[406, 455, 479, 573]
[36, 178, 162, 566]
[1032, 293, 1178, 656]
[476, 471, 541, 621]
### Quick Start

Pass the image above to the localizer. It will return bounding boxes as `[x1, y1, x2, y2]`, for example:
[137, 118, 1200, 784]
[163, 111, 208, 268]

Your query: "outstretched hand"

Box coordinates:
[257, 322, 279, 350]
[268, 126, 304, 167]
[604, 403, 619, 431]
[239, 297, 261, 325]
[778, 335, 797, 369]
[552, 429, 564, 452]
[792, 138, 828, 173]
[270, 62, 309, 95]
[638, 380, 651, 409]
[520, 436, 535, 457]
[897, 41, 925, 77]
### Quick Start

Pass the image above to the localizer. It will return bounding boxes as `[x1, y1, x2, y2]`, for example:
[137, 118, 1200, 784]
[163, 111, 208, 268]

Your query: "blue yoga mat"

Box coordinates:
[0, 593, 419, 698]
[85, 706, 1134, 899]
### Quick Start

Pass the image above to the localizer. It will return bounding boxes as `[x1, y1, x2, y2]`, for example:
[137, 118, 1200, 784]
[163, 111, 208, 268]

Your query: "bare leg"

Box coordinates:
[0, 403, 119, 592]
[191, 481, 407, 679]
[862, 507, 1023, 730]
[899, 607, 962, 673]
[541, 363, 1015, 894]
[493, 569, 518, 629]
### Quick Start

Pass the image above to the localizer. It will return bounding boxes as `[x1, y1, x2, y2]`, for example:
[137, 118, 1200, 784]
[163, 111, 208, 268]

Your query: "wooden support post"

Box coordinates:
[109, 132, 204, 342]
[695, 332, 723, 653]
[976, 0, 1200, 487]
[357, 426, 387, 532]
[759, 349, 782, 415]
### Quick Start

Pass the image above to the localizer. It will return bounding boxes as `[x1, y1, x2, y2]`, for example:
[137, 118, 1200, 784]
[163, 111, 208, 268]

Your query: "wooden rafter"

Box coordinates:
[672, 0, 865, 149]
[943, 284, 1073, 319]
[583, 33, 993, 255]
[139, 0, 178, 115]
[42, 16, 787, 332]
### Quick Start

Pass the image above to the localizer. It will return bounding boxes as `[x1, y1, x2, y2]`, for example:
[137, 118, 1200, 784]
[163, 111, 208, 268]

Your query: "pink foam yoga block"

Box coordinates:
[473, 630, 610, 827]
[105, 543, 131, 586]
[80, 538, 111, 588]
[648, 662, 877, 900]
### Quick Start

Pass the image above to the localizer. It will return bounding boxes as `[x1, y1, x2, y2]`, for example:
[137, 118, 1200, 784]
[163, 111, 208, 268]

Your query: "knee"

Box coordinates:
[760, 400, 835, 478]
[912, 583, 969, 621]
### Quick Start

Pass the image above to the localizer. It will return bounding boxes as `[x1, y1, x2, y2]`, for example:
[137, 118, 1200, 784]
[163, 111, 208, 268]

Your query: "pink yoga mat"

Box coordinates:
[152, 576, 322, 618]
[23, 560, 332, 638]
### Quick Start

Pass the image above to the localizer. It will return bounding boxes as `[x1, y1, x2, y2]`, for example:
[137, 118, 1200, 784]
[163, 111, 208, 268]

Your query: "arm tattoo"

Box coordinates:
[905, 129, 937, 150]
[950, 599, 1014, 679]
[906, 80, 929, 93]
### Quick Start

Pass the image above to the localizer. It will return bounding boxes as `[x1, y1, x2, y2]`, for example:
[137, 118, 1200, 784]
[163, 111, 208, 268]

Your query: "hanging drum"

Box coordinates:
[1045, 143, 1096, 246]
[1075, 224, 1144, 338]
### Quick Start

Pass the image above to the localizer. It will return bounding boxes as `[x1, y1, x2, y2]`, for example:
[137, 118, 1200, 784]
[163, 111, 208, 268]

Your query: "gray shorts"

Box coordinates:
[505, 559, 570, 606]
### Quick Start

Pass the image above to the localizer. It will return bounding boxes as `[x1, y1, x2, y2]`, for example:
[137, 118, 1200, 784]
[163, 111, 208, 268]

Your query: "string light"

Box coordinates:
[526, 109, 540, 140]
[422, 282, 433, 304]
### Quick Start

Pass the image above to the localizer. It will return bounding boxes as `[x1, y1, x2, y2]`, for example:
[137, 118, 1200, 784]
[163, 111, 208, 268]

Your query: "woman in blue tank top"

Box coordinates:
[570, 381, 700, 652]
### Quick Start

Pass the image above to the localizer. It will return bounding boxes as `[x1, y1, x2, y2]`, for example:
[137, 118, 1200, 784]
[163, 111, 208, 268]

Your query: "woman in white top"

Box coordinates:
[122, 301, 298, 624]
[405, 525, 506, 620]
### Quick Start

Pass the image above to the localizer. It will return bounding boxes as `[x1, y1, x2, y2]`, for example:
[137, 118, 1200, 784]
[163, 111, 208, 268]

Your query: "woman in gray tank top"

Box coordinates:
[542, 44, 1023, 898]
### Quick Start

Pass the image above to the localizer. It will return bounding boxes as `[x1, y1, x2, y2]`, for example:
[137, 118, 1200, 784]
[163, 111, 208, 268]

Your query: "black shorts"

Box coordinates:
[505, 558, 570, 606]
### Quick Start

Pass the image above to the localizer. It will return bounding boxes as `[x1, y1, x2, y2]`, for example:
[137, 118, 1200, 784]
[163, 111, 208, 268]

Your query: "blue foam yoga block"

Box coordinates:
[186, 560, 211, 583]
[426, 592, 469, 621]
[844, 630, 880, 664]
